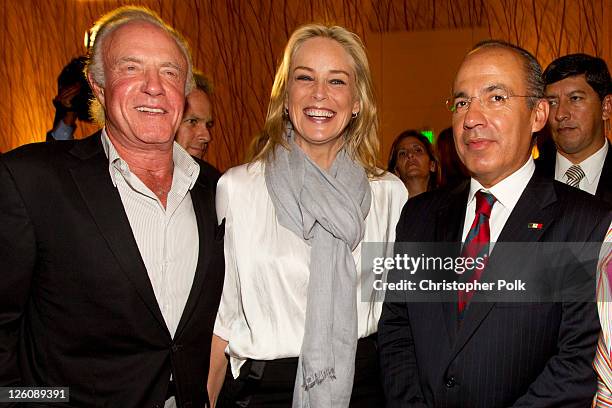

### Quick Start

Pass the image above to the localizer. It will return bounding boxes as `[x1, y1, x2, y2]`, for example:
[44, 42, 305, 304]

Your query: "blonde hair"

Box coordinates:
[84, 6, 194, 125]
[247, 23, 382, 176]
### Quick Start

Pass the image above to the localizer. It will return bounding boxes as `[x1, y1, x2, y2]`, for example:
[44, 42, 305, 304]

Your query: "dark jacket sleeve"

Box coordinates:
[510, 300, 600, 407]
[511, 212, 610, 407]
[378, 200, 428, 408]
[0, 157, 36, 386]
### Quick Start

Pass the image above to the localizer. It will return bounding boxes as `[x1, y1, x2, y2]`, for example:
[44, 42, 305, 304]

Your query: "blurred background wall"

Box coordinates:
[0, 0, 609, 171]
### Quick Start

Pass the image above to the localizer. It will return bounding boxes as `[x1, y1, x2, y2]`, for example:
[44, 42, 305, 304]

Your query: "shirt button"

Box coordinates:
[445, 376, 456, 388]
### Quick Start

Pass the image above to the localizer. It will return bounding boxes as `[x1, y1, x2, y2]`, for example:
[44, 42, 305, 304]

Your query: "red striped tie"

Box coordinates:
[458, 190, 496, 313]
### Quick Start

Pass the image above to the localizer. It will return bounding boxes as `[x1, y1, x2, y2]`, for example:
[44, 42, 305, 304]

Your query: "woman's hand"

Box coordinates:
[207, 334, 229, 408]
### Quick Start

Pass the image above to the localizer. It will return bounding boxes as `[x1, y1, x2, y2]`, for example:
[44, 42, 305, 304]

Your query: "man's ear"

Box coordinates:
[87, 72, 105, 107]
[531, 98, 549, 133]
[602, 94, 611, 121]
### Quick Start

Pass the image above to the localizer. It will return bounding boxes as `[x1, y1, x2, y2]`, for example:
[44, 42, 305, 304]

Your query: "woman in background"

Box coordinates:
[388, 129, 440, 197]
[208, 23, 407, 408]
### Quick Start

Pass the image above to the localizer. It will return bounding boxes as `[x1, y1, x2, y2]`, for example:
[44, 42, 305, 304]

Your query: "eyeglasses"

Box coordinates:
[446, 90, 540, 114]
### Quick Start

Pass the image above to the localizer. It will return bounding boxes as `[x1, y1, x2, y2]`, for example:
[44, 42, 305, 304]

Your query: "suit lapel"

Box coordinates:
[448, 173, 558, 363]
[69, 134, 170, 337]
[437, 184, 469, 345]
[495, 173, 557, 243]
[174, 177, 216, 338]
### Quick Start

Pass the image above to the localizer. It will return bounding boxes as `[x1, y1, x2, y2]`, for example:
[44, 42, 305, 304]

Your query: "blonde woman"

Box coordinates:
[208, 24, 407, 407]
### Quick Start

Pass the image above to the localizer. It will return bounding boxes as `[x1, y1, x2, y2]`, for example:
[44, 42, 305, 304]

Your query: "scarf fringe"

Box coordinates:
[303, 367, 337, 391]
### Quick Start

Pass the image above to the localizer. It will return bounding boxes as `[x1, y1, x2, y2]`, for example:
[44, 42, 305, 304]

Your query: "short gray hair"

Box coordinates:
[85, 6, 194, 125]
[470, 40, 545, 110]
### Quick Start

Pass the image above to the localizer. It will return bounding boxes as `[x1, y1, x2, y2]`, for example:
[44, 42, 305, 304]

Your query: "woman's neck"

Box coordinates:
[405, 176, 430, 197]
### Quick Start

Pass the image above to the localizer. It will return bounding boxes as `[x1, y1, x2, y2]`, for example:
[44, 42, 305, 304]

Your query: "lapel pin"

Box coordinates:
[528, 223, 543, 229]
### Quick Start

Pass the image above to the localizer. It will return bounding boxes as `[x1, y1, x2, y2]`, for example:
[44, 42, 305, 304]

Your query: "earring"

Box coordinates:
[351, 111, 358, 119]
[284, 107, 289, 117]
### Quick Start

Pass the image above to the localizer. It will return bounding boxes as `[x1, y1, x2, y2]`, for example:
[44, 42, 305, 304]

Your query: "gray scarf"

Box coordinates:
[264, 131, 371, 408]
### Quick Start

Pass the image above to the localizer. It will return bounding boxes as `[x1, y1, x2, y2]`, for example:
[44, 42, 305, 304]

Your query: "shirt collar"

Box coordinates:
[101, 128, 200, 190]
[172, 141, 200, 190]
[467, 157, 535, 211]
[555, 140, 608, 185]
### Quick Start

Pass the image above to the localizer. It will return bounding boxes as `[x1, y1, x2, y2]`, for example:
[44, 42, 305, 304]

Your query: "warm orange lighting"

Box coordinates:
[532, 144, 540, 159]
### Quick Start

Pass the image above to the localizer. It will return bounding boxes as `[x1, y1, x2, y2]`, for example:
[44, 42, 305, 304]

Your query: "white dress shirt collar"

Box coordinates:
[467, 156, 536, 212]
[555, 140, 608, 188]
[100, 128, 200, 190]
[462, 157, 535, 244]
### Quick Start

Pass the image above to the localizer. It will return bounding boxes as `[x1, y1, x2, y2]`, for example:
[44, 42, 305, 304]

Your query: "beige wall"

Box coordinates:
[367, 28, 490, 163]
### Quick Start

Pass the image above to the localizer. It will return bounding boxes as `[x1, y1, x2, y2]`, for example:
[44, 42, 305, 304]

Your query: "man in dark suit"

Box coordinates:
[378, 40, 612, 407]
[537, 54, 612, 205]
[0, 6, 224, 408]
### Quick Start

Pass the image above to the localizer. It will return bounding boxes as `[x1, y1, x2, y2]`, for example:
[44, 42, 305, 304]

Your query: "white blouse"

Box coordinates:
[214, 161, 408, 378]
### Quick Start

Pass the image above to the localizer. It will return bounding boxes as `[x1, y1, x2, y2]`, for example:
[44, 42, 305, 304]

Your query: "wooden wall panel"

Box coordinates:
[0, 0, 608, 171]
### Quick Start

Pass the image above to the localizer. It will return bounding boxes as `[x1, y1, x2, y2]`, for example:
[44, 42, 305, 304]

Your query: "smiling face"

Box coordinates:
[176, 89, 213, 158]
[285, 37, 360, 160]
[451, 47, 548, 187]
[90, 21, 188, 151]
[545, 75, 610, 163]
[395, 136, 436, 183]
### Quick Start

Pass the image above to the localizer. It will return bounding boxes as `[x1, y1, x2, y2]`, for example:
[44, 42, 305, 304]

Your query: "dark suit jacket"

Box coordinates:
[0, 133, 225, 408]
[536, 143, 612, 205]
[378, 171, 612, 408]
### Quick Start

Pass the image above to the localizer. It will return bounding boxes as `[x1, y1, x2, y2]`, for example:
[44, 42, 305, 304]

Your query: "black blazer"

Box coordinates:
[0, 134, 225, 408]
[536, 143, 612, 205]
[378, 171, 612, 408]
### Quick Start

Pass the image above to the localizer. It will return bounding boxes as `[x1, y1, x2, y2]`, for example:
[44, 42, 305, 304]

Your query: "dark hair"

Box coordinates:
[470, 40, 545, 109]
[435, 127, 469, 188]
[193, 70, 213, 96]
[388, 130, 439, 191]
[543, 54, 611, 101]
[57, 56, 93, 122]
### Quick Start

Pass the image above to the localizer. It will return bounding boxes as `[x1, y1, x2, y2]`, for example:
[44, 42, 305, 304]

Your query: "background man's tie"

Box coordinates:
[458, 190, 496, 314]
[565, 164, 586, 188]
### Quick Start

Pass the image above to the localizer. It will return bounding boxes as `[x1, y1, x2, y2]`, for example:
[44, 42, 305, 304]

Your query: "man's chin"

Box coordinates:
[462, 161, 499, 183]
[187, 147, 204, 157]
[557, 142, 588, 156]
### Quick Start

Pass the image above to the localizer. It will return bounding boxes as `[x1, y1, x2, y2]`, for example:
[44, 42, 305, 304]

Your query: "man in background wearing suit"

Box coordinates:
[378, 40, 612, 407]
[539, 54, 612, 204]
[176, 70, 215, 160]
[0, 6, 223, 408]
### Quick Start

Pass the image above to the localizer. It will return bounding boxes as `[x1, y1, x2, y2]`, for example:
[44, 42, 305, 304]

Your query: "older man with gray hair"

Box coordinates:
[0, 6, 224, 408]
